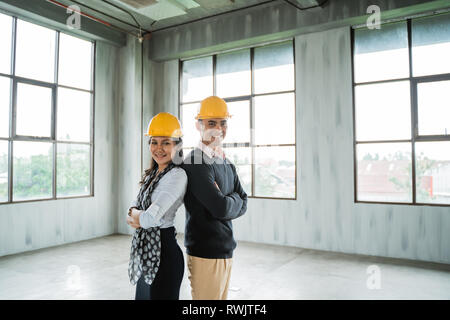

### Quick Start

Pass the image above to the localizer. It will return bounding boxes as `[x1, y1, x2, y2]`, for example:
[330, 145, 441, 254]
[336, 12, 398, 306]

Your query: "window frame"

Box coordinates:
[178, 39, 297, 200]
[0, 15, 95, 205]
[351, 16, 450, 207]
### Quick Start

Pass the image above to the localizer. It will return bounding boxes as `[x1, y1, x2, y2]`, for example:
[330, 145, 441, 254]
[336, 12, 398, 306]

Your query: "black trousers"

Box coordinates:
[135, 226, 184, 300]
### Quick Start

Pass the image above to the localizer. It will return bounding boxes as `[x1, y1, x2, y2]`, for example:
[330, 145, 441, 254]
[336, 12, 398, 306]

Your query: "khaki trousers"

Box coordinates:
[187, 254, 233, 300]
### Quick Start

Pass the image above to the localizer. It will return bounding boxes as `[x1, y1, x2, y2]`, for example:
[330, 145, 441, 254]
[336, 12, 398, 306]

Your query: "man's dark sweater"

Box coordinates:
[182, 148, 247, 259]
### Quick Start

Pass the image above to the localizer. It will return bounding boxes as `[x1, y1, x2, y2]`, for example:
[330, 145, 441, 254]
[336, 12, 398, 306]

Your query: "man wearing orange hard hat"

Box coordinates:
[182, 96, 248, 300]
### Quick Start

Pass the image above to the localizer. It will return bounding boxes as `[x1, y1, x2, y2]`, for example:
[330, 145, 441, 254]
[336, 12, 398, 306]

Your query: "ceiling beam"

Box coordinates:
[0, 0, 126, 46]
[147, 0, 450, 62]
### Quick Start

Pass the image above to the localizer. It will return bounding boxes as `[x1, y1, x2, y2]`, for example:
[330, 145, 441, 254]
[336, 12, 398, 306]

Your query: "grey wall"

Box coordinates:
[0, 41, 120, 257]
[125, 26, 450, 265]
[1, 0, 448, 265]
[231, 27, 449, 264]
[116, 36, 143, 236]
[118, 38, 181, 236]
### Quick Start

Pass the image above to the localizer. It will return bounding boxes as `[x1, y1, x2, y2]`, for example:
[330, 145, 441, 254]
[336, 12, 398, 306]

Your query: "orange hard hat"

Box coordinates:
[145, 112, 183, 138]
[195, 96, 232, 120]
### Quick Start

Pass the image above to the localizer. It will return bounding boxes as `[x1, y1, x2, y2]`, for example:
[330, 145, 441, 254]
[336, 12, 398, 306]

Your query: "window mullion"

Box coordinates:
[11, 80, 17, 140]
[250, 47, 255, 197]
[53, 31, 59, 199]
[53, 31, 59, 142]
[53, 142, 57, 199]
[408, 18, 417, 204]
[11, 17, 16, 76]
[213, 54, 217, 96]
[8, 18, 15, 203]
[90, 42, 96, 197]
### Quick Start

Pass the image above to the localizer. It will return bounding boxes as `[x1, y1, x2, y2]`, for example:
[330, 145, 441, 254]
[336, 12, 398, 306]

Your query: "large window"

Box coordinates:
[352, 13, 450, 206]
[0, 13, 94, 203]
[180, 40, 296, 199]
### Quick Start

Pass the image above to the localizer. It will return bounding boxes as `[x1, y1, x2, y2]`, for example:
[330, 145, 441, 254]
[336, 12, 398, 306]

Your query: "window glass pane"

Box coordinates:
[181, 103, 200, 148]
[0, 13, 12, 75]
[357, 143, 412, 203]
[224, 100, 250, 144]
[417, 80, 450, 136]
[216, 49, 250, 98]
[354, 22, 409, 83]
[57, 88, 91, 142]
[254, 93, 295, 145]
[236, 165, 251, 196]
[224, 146, 252, 195]
[16, 83, 52, 137]
[15, 20, 56, 82]
[224, 147, 251, 166]
[254, 41, 294, 94]
[415, 142, 450, 205]
[58, 33, 93, 90]
[255, 146, 295, 198]
[0, 141, 8, 202]
[355, 81, 411, 141]
[412, 13, 450, 77]
[57, 143, 90, 197]
[13, 141, 53, 201]
[0, 76, 10, 137]
[182, 57, 212, 102]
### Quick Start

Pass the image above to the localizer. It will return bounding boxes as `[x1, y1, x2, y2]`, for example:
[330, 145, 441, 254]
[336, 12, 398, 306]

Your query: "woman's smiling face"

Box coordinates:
[150, 136, 177, 167]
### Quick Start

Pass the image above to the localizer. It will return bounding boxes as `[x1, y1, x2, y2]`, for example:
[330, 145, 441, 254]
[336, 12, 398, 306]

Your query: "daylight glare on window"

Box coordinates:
[0, 15, 94, 203]
[353, 13, 450, 206]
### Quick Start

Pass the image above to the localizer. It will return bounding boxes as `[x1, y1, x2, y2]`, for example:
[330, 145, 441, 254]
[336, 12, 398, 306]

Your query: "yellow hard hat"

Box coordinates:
[145, 112, 183, 138]
[195, 96, 232, 120]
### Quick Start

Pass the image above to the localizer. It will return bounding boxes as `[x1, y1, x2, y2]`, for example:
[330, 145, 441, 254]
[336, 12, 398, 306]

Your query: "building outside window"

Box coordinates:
[352, 13, 450, 206]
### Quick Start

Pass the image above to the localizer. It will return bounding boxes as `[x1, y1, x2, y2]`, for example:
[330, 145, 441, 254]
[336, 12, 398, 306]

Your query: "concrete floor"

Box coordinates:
[0, 234, 449, 300]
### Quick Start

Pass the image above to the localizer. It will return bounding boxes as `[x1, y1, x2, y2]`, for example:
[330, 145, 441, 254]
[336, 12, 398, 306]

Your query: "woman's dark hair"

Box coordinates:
[139, 137, 183, 186]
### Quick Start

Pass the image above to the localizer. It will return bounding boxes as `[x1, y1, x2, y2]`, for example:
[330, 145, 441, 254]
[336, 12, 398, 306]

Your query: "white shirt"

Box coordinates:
[129, 167, 187, 229]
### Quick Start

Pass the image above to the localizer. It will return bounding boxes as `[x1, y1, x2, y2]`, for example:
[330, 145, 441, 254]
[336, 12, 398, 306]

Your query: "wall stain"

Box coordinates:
[313, 151, 320, 179]
[401, 228, 409, 251]
[335, 99, 342, 127]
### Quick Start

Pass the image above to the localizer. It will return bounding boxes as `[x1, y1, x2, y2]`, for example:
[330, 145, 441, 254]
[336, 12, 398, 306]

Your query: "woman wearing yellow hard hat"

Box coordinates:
[126, 112, 187, 300]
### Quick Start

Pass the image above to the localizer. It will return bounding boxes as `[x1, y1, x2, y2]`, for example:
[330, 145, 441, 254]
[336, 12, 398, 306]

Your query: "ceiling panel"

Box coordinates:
[50, 0, 275, 34]
[119, 0, 158, 9]
[127, 0, 187, 21]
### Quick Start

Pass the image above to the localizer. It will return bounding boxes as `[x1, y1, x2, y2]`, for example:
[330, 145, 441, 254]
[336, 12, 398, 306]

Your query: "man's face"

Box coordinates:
[196, 118, 228, 147]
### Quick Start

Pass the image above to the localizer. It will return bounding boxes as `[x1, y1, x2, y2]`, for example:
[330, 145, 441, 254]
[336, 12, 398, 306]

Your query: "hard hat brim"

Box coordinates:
[195, 114, 232, 120]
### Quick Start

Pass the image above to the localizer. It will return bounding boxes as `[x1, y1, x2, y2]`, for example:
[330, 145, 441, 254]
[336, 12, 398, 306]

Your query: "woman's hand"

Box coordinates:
[126, 208, 142, 229]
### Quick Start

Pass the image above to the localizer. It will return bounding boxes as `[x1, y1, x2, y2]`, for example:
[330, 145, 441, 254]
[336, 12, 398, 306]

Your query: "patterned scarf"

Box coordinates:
[128, 162, 175, 286]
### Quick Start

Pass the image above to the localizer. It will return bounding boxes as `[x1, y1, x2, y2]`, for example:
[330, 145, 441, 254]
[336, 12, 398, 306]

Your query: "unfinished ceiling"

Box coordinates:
[50, 0, 277, 34]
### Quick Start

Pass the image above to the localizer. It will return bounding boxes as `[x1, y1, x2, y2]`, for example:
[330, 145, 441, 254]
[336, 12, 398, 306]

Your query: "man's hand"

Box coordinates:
[126, 208, 142, 229]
